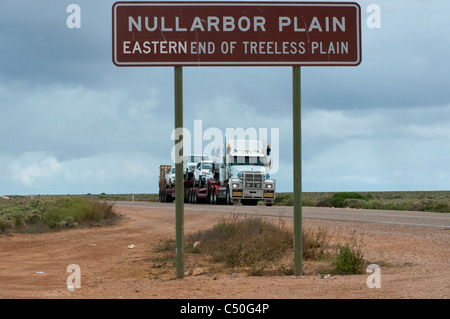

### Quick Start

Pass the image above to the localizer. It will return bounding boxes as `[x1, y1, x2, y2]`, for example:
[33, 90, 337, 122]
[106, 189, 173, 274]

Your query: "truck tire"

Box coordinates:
[226, 187, 232, 205]
[164, 190, 169, 202]
[213, 189, 217, 205]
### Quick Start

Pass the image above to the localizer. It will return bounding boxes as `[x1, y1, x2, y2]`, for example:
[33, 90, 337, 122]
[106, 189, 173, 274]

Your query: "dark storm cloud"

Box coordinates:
[1, 0, 449, 194]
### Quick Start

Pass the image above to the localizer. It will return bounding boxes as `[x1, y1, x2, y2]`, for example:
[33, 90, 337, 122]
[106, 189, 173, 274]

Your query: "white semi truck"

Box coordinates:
[159, 139, 275, 206]
[214, 138, 275, 206]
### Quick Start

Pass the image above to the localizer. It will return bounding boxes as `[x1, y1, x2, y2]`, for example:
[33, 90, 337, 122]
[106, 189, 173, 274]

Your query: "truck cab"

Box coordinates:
[219, 139, 276, 206]
[183, 154, 209, 180]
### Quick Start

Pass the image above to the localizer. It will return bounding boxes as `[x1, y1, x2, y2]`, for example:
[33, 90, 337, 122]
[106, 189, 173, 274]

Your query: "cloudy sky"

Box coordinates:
[1, 0, 449, 195]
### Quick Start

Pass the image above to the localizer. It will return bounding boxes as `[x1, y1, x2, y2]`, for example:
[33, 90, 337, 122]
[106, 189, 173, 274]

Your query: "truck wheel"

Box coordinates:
[188, 190, 192, 204]
[164, 190, 169, 202]
[226, 187, 232, 205]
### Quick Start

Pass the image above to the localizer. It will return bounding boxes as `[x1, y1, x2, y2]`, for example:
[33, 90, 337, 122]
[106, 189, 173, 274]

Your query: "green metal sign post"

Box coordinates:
[292, 66, 303, 276]
[174, 66, 184, 279]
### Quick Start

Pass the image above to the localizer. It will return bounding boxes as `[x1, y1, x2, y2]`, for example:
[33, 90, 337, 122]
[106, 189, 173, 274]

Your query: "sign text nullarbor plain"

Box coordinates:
[128, 15, 347, 33]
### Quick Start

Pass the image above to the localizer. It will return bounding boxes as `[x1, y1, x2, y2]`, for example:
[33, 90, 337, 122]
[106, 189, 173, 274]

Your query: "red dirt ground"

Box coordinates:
[0, 204, 448, 299]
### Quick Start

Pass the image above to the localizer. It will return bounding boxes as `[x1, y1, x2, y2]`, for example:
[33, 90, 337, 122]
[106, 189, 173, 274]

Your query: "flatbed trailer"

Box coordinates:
[159, 178, 270, 206]
[159, 176, 228, 205]
[186, 179, 226, 204]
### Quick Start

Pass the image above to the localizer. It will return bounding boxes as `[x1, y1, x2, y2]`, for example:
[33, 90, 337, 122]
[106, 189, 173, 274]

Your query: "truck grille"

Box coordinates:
[243, 173, 264, 189]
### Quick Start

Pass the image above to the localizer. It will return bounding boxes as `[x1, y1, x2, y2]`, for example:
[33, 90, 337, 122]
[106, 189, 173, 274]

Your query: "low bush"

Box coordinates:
[0, 196, 119, 233]
[274, 194, 293, 206]
[332, 238, 365, 275]
[343, 198, 367, 209]
[303, 227, 331, 260]
[155, 216, 368, 276]
[186, 216, 293, 274]
[330, 192, 366, 208]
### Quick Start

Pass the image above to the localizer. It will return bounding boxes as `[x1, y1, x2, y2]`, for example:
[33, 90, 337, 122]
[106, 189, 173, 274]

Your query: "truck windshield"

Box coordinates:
[202, 162, 213, 170]
[190, 155, 208, 162]
[231, 156, 265, 166]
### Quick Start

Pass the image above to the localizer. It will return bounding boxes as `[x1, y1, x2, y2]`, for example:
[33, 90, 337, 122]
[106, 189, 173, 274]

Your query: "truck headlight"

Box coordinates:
[232, 183, 239, 188]
[265, 182, 274, 188]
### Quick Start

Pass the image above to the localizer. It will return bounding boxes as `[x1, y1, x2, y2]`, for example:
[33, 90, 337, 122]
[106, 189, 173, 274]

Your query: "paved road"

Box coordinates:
[113, 201, 450, 230]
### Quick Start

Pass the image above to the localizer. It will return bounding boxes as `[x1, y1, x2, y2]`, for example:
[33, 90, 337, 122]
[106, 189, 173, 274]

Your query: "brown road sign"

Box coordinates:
[112, 1, 361, 67]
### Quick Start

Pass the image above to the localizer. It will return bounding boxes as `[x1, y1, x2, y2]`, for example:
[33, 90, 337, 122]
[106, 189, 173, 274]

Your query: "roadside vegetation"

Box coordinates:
[0, 196, 120, 233]
[274, 191, 450, 213]
[12, 191, 447, 213]
[152, 215, 366, 278]
[70, 190, 450, 213]
[80, 193, 159, 202]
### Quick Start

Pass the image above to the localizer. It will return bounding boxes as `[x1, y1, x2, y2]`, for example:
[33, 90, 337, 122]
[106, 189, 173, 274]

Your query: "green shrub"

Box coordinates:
[343, 198, 366, 209]
[333, 242, 365, 275]
[274, 195, 292, 206]
[331, 192, 366, 208]
[0, 216, 13, 232]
